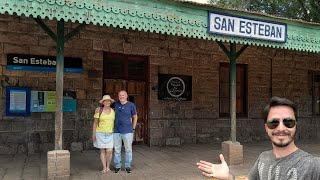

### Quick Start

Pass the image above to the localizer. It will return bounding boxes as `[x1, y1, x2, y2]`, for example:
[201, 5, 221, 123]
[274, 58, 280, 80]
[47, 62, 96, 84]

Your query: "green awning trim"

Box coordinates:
[1, 0, 320, 53]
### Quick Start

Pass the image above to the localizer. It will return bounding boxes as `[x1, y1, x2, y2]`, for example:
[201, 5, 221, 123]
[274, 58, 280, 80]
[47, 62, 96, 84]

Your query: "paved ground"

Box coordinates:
[0, 140, 319, 180]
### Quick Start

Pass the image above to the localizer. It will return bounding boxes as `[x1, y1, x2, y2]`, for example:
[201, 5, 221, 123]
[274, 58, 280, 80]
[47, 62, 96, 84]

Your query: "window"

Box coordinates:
[219, 63, 247, 117]
[103, 53, 147, 80]
[311, 72, 320, 115]
[105, 57, 123, 78]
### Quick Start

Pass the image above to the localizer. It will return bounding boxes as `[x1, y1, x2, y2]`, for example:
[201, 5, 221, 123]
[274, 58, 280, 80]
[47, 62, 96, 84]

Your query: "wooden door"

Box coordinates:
[104, 79, 147, 144]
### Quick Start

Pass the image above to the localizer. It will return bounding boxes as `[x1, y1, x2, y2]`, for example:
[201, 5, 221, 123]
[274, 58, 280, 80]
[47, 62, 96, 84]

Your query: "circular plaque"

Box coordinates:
[166, 77, 185, 98]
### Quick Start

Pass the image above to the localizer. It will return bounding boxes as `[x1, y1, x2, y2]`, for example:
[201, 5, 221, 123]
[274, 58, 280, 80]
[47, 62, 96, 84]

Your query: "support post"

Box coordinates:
[229, 43, 237, 143]
[216, 42, 248, 165]
[55, 20, 64, 150]
[47, 20, 70, 180]
[34, 17, 85, 149]
[34, 18, 86, 180]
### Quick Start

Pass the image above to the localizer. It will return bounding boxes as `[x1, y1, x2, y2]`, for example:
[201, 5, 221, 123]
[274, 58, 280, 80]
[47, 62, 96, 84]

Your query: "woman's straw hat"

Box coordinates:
[99, 95, 115, 104]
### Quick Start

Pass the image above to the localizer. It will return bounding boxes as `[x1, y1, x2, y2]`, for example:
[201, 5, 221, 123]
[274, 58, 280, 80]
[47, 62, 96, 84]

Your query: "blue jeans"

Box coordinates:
[113, 133, 133, 168]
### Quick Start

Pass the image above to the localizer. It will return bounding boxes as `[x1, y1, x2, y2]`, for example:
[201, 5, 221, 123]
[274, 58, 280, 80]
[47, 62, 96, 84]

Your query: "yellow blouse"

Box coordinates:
[94, 109, 115, 133]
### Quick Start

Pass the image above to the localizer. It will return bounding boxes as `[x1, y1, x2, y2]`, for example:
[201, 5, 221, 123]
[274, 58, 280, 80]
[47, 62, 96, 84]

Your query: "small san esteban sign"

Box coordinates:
[7, 54, 83, 73]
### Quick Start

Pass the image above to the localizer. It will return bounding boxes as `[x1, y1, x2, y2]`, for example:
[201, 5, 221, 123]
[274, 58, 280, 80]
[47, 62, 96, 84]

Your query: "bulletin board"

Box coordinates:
[6, 87, 31, 116]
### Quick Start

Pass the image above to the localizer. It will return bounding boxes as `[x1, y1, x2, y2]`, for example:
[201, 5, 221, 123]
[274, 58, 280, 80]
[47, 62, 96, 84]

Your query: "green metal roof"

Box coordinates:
[1, 0, 320, 53]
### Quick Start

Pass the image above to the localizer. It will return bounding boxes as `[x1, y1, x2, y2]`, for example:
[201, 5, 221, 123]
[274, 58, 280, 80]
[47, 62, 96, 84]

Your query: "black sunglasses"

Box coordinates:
[266, 118, 296, 129]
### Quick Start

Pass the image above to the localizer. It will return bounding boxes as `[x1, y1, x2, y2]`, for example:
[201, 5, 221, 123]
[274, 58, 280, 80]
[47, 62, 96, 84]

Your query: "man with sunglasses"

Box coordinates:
[197, 96, 320, 180]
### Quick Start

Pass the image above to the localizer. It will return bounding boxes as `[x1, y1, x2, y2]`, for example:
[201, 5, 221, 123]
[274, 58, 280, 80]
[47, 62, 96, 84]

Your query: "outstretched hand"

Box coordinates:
[197, 154, 230, 180]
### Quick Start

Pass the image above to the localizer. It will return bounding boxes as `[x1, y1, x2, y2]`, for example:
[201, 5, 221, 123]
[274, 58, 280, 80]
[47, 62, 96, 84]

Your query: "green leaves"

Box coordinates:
[210, 0, 320, 23]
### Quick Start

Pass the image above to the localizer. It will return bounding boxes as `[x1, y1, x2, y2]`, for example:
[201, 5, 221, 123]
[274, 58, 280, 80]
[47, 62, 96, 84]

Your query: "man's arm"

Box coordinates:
[132, 114, 138, 130]
[246, 155, 259, 180]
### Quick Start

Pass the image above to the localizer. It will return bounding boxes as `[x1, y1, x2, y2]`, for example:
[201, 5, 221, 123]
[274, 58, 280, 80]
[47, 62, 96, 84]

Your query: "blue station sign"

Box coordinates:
[7, 54, 83, 73]
[208, 11, 287, 42]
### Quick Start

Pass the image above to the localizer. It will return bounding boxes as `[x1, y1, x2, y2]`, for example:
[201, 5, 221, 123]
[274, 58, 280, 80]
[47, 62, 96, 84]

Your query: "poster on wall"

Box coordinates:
[6, 87, 31, 116]
[30, 91, 56, 112]
[30, 91, 76, 112]
[63, 91, 77, 112]
[158, 74, 192, 101]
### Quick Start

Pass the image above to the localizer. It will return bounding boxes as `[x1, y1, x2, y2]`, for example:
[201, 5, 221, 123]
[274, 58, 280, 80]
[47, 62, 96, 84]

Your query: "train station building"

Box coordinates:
[1, 0, 320, 154]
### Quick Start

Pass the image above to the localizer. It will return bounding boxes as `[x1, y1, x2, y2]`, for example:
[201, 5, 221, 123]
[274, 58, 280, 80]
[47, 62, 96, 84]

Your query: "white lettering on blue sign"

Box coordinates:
[208, 11, 287, 42]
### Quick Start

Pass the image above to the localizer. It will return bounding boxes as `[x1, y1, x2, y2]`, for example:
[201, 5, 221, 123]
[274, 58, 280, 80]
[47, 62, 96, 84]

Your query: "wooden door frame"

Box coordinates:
[102, 52, 150, 145]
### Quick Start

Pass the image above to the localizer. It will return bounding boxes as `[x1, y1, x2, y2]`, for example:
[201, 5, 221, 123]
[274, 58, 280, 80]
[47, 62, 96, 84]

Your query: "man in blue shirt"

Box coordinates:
[113, 90, 138, 173]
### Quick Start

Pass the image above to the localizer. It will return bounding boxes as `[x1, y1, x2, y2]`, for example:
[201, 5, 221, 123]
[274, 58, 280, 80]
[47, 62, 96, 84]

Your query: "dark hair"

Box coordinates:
[262, 96, 297, 123]
[98, 106, 103, 127]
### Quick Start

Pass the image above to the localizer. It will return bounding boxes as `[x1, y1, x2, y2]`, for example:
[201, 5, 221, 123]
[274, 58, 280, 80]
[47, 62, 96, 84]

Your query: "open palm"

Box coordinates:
[197, 154, 230, 179]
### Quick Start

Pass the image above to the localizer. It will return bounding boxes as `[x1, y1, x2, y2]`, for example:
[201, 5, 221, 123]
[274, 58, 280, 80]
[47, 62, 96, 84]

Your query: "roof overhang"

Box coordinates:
[1, 0, 320, 53]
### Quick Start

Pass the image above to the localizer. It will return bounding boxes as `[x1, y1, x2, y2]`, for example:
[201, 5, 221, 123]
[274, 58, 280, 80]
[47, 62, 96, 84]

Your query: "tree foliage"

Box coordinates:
[210, 0, 320, 23]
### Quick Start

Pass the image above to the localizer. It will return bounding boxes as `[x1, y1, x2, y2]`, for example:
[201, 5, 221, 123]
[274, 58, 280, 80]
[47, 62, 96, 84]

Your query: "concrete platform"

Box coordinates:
[0, 140, 319, 180]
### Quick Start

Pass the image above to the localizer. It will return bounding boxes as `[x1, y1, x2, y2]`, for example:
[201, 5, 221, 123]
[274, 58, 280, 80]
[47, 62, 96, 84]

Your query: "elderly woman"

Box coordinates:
[92, 95, 115, 173]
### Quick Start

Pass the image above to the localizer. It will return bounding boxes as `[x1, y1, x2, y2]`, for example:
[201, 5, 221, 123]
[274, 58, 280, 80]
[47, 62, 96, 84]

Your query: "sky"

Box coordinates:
[191, 0, 209, 3]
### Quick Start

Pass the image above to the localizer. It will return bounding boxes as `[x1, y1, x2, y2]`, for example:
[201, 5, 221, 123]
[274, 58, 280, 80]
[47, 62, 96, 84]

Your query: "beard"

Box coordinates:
[271, 130, 296, 147]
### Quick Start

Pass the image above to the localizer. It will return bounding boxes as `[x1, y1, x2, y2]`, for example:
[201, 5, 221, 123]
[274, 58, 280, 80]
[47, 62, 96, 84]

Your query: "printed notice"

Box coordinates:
[10, 90, 27, 112]
[46, 91, 56, 112]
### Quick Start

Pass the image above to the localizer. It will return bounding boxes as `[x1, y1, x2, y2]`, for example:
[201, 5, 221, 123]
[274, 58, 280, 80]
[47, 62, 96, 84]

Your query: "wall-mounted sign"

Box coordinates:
[62, 91, 77, 112]
[158, 74, 192, 101]
[30, 91, 55, 112]
[208, 11, 287, 42]
[7, 54, 83, 73]
[30, 91, 76, 112]
[6, 87, 31, 116]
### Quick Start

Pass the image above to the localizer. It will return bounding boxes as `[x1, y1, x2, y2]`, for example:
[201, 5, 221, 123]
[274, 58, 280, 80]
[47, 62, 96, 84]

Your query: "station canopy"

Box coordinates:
[1, 0, 320, 53]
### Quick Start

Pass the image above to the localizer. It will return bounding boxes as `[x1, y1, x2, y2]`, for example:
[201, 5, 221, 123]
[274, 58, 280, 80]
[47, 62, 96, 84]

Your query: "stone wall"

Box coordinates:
[0, 15, 100, 153]
[0, 14, 320, 153]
